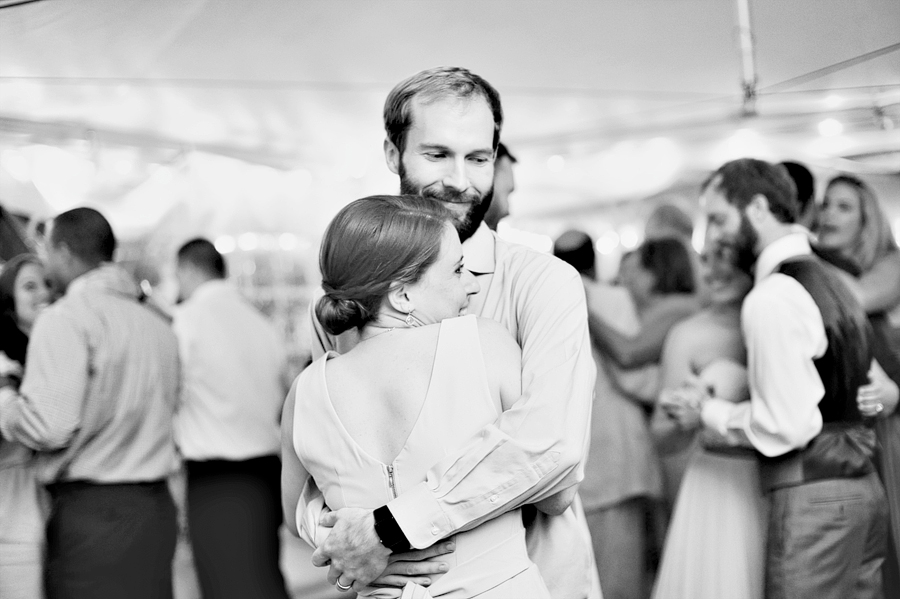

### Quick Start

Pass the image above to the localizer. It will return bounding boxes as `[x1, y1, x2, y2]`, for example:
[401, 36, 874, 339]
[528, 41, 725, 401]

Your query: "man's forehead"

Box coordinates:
[407, 96, 493, 137]
[701, 185, 732, 213]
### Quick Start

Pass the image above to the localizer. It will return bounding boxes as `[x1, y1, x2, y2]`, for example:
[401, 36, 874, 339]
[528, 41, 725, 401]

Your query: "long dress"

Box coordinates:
[0, 327, 47, 599]
[652, 359, 768, 599]
[291, 315, 550, 599]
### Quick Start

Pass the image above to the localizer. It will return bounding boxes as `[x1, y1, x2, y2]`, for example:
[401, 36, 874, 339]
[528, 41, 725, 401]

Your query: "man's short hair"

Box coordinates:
[51, 207, 116, 264]
[177, 238, 226, 279]
[496, 142, 517, 164]
[553, 230, 595, 276]
[384, 66, 503, 155]
[710, 158, 798, 224]
[779, 161, 815, 216]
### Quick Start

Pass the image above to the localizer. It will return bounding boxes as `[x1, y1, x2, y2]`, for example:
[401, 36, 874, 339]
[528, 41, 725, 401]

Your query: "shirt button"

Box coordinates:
[489, 494, 499, 503]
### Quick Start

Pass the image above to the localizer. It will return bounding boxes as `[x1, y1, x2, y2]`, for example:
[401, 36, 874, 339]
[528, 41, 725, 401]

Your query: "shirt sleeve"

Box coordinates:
[0, 307, 88, 450]
[390, 263, 596, 548]
[701, 275, 825, 457]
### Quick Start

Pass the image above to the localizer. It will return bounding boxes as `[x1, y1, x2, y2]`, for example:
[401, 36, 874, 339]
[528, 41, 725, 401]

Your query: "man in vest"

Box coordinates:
[678, 158, 891, 598]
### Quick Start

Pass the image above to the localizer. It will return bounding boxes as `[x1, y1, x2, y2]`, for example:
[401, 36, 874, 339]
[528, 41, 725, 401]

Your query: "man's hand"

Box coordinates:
[370, 541, 455, 589]
[311, 507, 392, 592]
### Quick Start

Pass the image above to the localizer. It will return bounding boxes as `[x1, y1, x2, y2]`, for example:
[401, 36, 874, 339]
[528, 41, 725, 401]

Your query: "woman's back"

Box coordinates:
[293, 315, 548, 598]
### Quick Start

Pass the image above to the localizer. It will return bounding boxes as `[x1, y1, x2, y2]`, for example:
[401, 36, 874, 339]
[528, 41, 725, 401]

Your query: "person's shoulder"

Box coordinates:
[474, 315, 514, 342]
[495, 237, 581, 287]
[743, 273, 817, 324]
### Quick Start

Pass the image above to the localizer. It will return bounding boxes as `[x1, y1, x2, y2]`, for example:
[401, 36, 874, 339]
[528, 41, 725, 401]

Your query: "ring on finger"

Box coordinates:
[875, 402, 884, 413]
[336, 578, 353, 592]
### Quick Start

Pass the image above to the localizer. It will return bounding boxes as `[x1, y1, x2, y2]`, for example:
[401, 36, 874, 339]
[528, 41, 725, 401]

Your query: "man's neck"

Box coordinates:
[755, 221, 794, 256]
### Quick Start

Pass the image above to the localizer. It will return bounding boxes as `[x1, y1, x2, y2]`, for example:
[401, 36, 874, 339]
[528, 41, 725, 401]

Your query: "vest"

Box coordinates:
[758, 256, 877, 491]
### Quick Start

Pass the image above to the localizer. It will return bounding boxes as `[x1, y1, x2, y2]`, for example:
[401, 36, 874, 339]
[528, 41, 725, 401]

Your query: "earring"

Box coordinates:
[405, 310, 415, 327]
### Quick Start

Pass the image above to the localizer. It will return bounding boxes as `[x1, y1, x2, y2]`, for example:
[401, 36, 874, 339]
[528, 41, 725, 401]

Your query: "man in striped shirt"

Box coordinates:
[0, 207, 181, 599]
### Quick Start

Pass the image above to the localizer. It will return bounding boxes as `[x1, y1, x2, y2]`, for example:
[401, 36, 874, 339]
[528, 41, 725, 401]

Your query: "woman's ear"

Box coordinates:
[386, 284, 413, 314]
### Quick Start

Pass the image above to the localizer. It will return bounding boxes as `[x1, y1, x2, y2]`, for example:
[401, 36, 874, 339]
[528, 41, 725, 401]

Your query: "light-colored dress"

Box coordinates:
[0, 442, 46, 599]
[581, 281, 662, 512]
[652, 360, 768, 599]
[292, 315, 550, 599]
[0, 348, 46, 599]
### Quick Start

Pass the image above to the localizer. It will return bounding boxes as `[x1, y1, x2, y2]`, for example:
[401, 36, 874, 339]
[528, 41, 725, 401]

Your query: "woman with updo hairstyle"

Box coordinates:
[282, 195, 569, 597]
[316, 194, 450, 336]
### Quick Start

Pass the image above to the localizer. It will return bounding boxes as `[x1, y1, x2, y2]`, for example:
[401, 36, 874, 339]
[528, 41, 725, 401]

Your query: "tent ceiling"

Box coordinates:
[1, 0, 899, 230]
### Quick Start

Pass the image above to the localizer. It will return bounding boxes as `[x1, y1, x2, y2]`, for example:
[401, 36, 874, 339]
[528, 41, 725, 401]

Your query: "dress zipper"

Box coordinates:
[387, 464, 398, 499]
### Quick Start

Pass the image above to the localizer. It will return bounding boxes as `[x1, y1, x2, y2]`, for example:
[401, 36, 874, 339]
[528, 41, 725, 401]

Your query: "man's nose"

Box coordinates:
[442, 157, 470, 191]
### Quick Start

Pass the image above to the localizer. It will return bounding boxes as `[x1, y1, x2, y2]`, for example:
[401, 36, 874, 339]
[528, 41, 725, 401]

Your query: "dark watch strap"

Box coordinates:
[373, 505, 411, 553]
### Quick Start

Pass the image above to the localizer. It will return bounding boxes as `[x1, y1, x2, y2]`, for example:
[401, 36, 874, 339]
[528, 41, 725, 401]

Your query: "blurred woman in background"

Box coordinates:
[588, 238, 700, 517]
[814, 174, 900, 595]
[649, 240, 764, 599]
[0, 253, 52, 599]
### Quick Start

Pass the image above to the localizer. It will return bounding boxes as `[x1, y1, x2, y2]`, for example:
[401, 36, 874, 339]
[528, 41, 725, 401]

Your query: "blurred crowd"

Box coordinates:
[1, 64, 899, 599]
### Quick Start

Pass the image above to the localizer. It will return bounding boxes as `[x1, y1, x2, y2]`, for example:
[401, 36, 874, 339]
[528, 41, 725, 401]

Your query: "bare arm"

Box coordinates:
[650, 319, 701, 453]
[280, 378, 312, 540]
[834, 251, 900, 314]
[589, 296, 696, 368]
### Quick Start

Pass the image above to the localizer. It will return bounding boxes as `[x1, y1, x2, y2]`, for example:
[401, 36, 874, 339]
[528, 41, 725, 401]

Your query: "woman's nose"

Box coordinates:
[463, 270, 480, 295]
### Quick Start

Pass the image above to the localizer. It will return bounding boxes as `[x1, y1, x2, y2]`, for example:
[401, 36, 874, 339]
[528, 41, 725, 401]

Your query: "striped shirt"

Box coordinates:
[0, 264, 180, 484]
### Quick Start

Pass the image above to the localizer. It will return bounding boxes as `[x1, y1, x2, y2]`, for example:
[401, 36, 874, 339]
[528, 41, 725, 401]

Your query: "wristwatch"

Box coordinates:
[373, 505, 411, 553]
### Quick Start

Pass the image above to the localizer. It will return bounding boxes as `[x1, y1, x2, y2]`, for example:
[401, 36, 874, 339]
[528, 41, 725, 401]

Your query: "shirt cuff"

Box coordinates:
[701, 398, 734, 437]
[387, 482, 454, 550]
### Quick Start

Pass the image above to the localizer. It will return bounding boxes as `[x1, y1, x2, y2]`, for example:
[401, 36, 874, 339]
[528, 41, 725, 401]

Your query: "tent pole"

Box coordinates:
[736, 0, 758, 117]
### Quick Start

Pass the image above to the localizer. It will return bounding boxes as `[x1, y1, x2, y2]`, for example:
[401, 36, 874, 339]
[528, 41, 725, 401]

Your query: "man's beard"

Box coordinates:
[399, 161, 492, 242]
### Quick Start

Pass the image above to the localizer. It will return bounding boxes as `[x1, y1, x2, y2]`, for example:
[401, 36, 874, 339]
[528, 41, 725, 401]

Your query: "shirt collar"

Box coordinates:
[462, 223, 496, 275]
[67, 263, 140, 299]
[754, 230, 812, 283]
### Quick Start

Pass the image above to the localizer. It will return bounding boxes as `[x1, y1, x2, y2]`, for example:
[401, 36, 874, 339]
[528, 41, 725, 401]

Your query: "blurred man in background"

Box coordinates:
[173, 238, 291, 599]
[0, 207, 180, 599]
[483, 142, 517, 230]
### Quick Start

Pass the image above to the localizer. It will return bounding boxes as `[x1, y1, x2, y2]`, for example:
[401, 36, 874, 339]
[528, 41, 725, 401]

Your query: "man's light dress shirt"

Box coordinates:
[308, 223, 597, 598]
[701, 232, 826, 456]
[0, 264, 180, 483]
[172, 279, 287, 461]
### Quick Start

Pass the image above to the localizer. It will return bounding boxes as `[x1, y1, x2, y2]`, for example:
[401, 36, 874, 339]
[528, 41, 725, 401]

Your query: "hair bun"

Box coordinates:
[316, 293, 367, 335]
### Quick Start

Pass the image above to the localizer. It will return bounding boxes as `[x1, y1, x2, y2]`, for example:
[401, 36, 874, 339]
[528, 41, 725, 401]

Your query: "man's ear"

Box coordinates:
[386, 284, 413, 314]
[747, 194, 771, 224]
[384, 139, 401, 176]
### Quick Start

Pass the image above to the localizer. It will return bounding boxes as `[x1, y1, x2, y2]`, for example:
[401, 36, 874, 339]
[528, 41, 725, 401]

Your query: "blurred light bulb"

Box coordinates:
[818, 118, 844, 137]
[595, 231, 620, 255]
[215, 236, 236, 254]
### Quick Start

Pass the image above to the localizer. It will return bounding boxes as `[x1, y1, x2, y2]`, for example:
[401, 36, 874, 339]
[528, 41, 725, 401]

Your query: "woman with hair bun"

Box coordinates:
[281, 195, 566, 598]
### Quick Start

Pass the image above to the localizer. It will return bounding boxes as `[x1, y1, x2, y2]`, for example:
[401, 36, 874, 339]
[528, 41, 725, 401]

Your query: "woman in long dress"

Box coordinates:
[650, 240, 767, 599]
[0, 253, 52, 599]
[281, 195, 571, 598]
